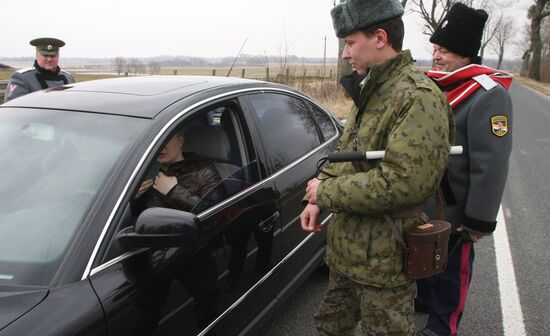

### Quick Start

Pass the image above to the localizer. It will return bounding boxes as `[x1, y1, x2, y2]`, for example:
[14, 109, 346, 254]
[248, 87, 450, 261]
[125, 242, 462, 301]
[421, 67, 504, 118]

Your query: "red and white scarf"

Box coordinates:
[427, 64, 513, 108]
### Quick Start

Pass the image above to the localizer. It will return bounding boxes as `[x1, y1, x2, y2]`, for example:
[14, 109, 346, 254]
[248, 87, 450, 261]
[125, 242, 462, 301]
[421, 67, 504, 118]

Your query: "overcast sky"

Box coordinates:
[1, 0, 532, 61]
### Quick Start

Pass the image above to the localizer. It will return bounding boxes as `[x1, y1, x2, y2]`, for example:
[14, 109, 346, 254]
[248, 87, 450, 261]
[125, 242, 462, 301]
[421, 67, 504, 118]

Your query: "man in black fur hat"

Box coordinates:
[416, 3, 514, 336]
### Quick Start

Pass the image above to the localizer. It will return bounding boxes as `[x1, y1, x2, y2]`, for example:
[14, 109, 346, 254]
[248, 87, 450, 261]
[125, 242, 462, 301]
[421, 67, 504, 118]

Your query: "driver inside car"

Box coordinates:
[135, 130, 221, 211]
[132, 129, 222, 332]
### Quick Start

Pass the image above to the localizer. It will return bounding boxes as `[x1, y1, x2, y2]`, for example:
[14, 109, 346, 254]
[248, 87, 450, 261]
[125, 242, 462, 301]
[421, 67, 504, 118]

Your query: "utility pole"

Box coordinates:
[323, 35, 327, 78]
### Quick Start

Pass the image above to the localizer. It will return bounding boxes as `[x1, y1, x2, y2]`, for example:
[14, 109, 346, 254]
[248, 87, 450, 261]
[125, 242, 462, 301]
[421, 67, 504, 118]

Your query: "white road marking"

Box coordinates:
[495, 205, 526, 336]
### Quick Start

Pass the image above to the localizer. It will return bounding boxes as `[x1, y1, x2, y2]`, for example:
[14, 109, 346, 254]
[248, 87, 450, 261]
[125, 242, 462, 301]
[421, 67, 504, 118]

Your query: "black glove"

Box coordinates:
[340, 71, 366, 107]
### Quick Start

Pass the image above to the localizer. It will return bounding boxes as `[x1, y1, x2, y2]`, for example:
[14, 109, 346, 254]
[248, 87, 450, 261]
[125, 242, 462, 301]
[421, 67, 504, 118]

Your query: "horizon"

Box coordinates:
[2, 0, 531, 62]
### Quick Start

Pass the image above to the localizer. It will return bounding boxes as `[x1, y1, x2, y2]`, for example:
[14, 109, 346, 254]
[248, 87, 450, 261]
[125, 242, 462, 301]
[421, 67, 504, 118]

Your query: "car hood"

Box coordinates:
[0, 286, 48, 330]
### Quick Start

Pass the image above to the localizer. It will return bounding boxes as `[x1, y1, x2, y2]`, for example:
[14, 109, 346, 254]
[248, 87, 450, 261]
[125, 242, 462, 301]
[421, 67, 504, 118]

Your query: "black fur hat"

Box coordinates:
[430, 3, 488, 57]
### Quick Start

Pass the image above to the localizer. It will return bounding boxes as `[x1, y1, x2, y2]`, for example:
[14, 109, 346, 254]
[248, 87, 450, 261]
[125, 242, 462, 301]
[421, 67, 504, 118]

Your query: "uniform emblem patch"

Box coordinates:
[491, 116, 508, 137]
[7, 84, 17, 97]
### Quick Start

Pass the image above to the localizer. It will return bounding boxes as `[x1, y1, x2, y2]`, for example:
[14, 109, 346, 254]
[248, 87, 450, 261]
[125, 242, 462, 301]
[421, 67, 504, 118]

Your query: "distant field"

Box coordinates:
[1, 64, 337, 81]
[0, 65, 352, 117]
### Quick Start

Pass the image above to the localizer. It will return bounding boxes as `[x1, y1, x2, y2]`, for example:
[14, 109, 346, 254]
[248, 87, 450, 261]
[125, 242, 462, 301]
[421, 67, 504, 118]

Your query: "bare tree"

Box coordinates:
[409, 0, 457, 36]
[127, 58, 145, 76]
[148, 61, 161, 75]
[527, 0, 550, 80]
[112, 57, 127, 76]
[478, 1, 515, 62]
[479, 12, 502, 61]
[542, 17, 550, 57]
[136, 61, 146, 75]
[517, 23, 533, 76]
[261, 49, 271, 81]
[409, 0, 507, 36]
[408, 0, 513, 63]
[277, 28, 291, 82]
[541, 18, 550, 82]
[491, 17, 515, 69]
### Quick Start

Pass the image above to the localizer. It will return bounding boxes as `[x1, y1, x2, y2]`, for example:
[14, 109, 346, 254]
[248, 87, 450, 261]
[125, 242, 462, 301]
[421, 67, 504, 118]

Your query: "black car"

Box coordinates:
[0, 76, 342, 336]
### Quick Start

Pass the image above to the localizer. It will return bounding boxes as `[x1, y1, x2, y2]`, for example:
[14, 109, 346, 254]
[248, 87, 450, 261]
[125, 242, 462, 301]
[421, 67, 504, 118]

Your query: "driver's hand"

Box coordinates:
[153, 172, 178, 195]
[136, 179, 154, 198]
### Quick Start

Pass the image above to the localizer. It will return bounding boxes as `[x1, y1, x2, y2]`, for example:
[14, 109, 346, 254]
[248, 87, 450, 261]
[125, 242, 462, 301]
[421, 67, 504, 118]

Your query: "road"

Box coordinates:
[260, 83, 550, 335]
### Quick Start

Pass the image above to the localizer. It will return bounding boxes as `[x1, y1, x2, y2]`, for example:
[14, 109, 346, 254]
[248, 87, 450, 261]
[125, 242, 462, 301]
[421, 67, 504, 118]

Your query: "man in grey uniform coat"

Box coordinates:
[4, 37, 75, 102]
[415, 3, 513, 336]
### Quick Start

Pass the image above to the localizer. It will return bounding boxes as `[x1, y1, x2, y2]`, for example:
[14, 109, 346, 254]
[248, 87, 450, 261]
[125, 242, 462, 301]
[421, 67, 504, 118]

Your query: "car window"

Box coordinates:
[129, 102, 261, 219]
[248, 93, 321, 171]
[0, 108, 147, 286]
[191, 160, 262, 214]
[308, 102, 337, 141]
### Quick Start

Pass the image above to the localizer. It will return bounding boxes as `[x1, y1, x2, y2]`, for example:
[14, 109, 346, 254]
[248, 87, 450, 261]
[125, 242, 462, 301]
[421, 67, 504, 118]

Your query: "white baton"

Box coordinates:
[327, 146, 463, 162]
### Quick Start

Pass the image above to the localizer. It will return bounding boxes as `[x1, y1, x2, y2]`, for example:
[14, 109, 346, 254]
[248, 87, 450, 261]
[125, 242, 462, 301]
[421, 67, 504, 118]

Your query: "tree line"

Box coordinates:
[111, 54, 340, 77]
[404, 0, 549, 81]
[334, 0, 550, 83]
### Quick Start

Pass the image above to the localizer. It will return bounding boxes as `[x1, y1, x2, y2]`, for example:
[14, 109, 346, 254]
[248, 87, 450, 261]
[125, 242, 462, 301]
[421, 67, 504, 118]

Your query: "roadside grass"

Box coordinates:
[8, 66, 547, 118]
[1, 65, 351, 117]
[0, 71, 11, 81]
[512, 74, 550, 96]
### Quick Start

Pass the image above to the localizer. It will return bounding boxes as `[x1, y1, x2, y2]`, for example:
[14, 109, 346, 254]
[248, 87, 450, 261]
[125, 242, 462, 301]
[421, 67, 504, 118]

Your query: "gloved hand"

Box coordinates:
[153, 172, 178, 195]
[457, 226, 484, 243]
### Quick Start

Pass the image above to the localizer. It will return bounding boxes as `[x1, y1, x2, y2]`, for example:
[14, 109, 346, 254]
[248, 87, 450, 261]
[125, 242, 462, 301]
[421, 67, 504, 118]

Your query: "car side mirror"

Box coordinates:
[117, 207, 198, 248]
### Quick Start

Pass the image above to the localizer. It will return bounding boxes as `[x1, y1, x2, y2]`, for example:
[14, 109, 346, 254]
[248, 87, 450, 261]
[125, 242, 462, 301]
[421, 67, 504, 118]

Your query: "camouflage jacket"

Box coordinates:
[316, 50, 455, 287]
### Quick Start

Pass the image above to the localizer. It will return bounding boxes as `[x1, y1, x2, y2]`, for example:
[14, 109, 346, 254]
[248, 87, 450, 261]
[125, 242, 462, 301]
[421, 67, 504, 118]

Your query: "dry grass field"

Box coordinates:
[1, 64, 353, 117]
[2, 66, 548, 119]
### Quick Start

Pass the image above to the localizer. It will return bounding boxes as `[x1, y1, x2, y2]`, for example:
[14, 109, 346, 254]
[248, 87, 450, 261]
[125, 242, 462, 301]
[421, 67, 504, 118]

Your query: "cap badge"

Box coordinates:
[47, 44, 53, 50]
[491, 116, 509, 137]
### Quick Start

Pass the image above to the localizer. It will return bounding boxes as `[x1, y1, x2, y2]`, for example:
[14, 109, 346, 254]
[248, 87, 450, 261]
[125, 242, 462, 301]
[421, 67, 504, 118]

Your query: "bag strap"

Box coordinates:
[384, 191, 445, 251]
[435, 190, 445, 220]
[383, 214, 409, 251]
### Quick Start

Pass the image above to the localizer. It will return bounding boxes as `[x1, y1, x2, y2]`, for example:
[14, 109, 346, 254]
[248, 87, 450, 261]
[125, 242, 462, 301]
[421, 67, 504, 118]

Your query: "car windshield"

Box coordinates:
[0, 108, 147, 286]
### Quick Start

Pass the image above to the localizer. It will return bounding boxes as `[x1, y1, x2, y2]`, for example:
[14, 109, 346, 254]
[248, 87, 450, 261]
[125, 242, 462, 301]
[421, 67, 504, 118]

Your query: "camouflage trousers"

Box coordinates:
[314, 270, 416, 336]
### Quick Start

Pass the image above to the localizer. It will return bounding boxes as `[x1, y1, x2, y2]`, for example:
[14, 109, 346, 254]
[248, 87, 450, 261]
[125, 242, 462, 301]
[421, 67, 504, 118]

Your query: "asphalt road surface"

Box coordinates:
[260, 83, 550, 335]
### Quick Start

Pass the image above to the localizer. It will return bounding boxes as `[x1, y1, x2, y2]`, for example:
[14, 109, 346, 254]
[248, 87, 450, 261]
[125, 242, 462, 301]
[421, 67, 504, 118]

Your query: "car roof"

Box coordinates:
[1, 76, 274, 118]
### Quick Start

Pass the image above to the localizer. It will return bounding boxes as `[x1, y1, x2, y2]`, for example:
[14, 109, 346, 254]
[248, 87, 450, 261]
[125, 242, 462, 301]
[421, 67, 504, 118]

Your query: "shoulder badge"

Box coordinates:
[6, 84, 17, 97]
[491, 115, 509, 137]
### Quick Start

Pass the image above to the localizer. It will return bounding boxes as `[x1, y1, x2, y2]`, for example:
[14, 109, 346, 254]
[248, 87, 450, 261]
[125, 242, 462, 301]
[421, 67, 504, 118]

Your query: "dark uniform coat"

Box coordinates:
[416, 67, 513, 336]
[4, 62, 75, 102]
[423, 77, 513, 234]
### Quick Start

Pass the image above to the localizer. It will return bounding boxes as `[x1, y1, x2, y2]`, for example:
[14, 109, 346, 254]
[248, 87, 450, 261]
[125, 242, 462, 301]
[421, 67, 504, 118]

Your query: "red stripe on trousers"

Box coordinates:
[449, 242, 472, 335]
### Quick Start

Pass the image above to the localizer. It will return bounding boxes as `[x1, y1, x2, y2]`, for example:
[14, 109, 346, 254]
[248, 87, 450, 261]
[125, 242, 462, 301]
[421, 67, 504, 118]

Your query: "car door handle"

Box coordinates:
[258, 211, 279, 233]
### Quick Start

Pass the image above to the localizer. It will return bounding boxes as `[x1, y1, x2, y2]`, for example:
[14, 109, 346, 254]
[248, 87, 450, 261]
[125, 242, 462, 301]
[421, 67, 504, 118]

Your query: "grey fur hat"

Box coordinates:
[331, 0, 404, 38]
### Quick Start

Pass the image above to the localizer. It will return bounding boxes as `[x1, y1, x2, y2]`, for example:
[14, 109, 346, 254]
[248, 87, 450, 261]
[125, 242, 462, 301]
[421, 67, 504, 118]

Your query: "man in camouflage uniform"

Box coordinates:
[300, 0, 455, 335]
[4, 37, 75, 102]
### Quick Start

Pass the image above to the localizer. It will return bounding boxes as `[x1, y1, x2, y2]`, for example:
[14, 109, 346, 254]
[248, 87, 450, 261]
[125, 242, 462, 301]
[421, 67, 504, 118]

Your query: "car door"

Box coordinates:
[243, 91, 340, 286]
[87, 96, 284, 336]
